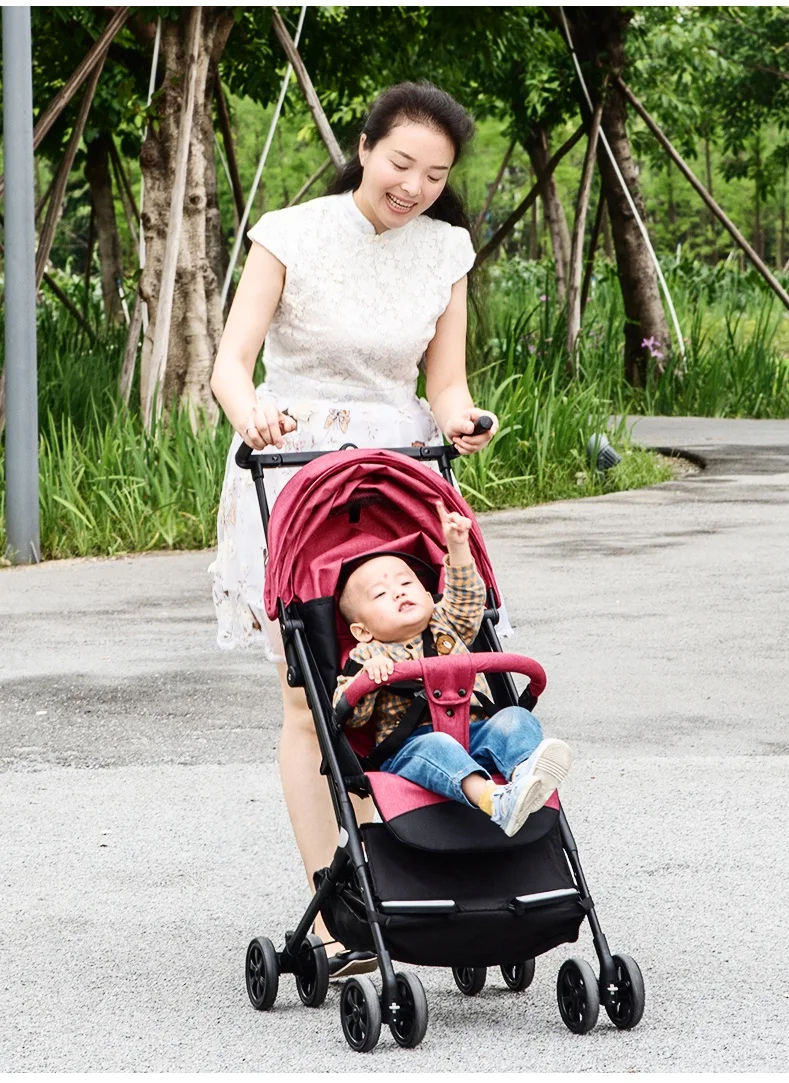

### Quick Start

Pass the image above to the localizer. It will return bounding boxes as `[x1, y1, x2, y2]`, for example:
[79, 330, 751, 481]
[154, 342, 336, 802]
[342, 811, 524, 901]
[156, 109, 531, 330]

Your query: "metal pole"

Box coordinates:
[3, 6, 40, 564]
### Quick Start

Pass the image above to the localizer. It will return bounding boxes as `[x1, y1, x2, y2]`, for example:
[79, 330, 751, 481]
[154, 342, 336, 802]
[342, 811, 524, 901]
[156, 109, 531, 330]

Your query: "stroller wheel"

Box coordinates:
[295, 933, 330, 1008]
[500, 959, 535, 992]
[604, 953, 645, 1030]
[452, 966, 487, 996]
[557, 958, 600, 1034]
[390, 971, 429, 1049]
[245, 936, 279, 1011]
[340, 976, 381, 1053]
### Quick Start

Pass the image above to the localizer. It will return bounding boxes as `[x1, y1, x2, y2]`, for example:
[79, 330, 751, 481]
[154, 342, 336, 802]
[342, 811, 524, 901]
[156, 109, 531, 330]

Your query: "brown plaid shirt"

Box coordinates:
[333, 557, 492, 744]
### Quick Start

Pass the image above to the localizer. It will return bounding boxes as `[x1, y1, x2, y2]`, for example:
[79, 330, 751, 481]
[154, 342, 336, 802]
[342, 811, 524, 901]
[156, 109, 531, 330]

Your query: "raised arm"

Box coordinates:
[209, 244, 296, 450]
[424, 275, 498, 456]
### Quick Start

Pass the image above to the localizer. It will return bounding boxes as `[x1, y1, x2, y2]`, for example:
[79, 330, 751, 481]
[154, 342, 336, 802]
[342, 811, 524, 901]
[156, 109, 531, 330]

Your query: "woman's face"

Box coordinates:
[356, 121, 455, 233]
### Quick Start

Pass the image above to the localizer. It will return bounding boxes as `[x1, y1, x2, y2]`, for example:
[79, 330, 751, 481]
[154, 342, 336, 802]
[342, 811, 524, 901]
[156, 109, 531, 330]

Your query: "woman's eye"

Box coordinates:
[428, 176, 442, 183]
[392, 163, 406, 171]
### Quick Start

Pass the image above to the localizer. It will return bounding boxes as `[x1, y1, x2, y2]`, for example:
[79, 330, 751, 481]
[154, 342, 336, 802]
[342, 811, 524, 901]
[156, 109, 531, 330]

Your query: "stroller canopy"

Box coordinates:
[263, 449, 501, 619]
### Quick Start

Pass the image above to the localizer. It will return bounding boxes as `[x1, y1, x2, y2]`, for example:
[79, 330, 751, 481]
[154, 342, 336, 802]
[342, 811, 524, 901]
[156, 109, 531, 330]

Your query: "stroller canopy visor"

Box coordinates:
[263, 449, 501, 619]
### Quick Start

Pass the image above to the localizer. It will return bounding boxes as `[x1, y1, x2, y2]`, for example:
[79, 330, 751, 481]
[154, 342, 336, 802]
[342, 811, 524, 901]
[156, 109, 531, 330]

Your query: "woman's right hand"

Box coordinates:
[240, 399, 298, 450]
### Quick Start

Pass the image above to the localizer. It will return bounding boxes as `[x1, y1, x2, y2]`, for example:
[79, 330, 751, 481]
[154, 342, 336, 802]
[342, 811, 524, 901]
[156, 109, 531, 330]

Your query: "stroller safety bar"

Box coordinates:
[337, 652, 547, 717]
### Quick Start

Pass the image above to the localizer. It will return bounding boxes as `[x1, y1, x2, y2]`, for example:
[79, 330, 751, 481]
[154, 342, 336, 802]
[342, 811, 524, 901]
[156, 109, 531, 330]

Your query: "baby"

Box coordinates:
[333, 500, 572, 837]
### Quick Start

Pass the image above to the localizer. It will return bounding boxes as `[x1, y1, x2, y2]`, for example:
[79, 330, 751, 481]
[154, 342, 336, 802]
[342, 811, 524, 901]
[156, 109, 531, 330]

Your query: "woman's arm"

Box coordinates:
[209, 244, 296, 449]
[424, 276, 498, 455]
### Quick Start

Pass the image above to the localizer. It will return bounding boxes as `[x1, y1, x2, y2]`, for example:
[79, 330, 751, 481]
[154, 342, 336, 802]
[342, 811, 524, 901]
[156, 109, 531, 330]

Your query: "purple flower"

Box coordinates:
[641, 336, 664, 360]
[539, 293, 547, 302]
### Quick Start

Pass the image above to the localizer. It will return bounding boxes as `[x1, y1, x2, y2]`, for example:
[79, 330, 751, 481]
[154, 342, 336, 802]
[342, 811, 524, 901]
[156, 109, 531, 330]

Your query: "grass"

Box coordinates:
[6, 251, 785, 562]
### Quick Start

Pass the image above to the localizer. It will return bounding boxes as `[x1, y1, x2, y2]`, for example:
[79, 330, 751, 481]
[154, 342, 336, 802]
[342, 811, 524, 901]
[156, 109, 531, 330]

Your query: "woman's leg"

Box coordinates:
[276, 663, 373, 947]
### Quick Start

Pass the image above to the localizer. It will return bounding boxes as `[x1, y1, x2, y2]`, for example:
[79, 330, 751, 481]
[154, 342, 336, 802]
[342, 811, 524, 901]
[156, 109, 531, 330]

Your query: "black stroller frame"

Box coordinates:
[237, 437, 645, 1051]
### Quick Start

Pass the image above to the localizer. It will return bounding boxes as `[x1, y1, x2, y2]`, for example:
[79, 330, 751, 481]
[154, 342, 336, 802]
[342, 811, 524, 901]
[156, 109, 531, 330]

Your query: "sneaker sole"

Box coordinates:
[530, 739, 573, 808]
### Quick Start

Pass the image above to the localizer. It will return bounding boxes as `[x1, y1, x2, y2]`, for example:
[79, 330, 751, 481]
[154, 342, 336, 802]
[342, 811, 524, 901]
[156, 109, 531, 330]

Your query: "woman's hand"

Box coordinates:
[240, 399, 298, 450]
[444, 407, 499, 456]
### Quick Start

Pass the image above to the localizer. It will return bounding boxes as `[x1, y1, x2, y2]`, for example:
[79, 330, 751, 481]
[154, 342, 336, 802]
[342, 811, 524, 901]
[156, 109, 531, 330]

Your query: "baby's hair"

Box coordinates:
[338, 583, 357, 626]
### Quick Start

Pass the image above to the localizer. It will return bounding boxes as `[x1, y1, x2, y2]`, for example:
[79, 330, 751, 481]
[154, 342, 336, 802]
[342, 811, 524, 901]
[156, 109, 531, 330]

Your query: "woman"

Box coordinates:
[209, 82, 499, 973]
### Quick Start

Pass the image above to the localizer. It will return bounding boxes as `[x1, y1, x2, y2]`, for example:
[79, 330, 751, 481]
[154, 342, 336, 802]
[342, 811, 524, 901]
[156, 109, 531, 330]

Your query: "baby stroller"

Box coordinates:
[237, 432, 645, 1052]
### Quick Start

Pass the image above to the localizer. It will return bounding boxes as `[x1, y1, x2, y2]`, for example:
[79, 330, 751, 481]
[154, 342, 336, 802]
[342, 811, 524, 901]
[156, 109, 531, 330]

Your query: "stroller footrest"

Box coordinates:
[379, 899, 457, 914]
[511, 888, 580, 912]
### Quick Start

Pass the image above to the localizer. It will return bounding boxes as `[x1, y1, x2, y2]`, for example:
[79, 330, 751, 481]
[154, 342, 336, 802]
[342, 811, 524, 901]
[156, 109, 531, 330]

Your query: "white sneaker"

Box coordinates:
[513, 738, 573, 809]
[489, 772, 544, 838]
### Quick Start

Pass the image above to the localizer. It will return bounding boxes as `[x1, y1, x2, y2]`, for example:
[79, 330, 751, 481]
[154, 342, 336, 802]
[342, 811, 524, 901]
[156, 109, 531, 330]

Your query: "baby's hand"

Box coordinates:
[436, 499, 471, 548]
[362, 656, 395, 685]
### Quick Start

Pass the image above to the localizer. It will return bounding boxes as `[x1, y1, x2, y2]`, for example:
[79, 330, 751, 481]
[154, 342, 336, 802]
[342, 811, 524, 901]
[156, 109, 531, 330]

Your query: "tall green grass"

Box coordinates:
[7, 251, 785, 561]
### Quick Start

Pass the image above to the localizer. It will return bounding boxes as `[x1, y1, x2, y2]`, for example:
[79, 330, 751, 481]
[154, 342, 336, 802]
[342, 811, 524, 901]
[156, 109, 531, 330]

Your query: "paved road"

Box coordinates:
[1, 418, 788, 1071]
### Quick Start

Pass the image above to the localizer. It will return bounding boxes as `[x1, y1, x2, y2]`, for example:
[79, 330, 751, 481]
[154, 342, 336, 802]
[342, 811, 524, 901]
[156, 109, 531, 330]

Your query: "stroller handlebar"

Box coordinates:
[338, 651, 547, 716]
[234, 416, 495, 470]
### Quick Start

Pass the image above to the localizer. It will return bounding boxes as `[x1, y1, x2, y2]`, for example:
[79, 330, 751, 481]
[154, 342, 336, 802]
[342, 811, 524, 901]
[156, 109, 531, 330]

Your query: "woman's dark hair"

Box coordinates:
[326, 82, 474, 231]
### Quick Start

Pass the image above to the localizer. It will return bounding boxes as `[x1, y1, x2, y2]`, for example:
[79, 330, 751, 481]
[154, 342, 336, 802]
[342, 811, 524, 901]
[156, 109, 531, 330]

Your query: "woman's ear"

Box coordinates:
[350, 621, 373, 643]
[358, 133, 368, 167]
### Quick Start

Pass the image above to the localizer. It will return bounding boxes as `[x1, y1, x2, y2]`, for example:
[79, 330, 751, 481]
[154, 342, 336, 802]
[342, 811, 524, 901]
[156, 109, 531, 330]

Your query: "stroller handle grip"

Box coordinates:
[234, 416, 495, 470]
[340, 652, 546, 712]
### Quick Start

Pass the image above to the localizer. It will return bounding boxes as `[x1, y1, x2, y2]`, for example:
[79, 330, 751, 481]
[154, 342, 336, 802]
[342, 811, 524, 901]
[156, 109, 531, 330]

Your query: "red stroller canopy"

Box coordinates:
[263, 449, 501, 620]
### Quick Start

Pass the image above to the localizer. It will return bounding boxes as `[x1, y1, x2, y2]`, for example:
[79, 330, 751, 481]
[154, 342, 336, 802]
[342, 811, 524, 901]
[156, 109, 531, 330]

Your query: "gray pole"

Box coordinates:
[3, 6, 40, 564]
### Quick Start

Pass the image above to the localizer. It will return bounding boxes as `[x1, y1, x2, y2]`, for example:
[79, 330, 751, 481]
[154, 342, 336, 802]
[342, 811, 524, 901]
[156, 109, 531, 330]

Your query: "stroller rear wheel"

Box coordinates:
[390, 971, 429, 1048]
[452, 966, 487, 996]
[500, 959, 535, 992]
[245, 936, 279, 1011]
[604, 953, 645, 1030]
[340, 976, 381, 1052]
[557, 958, 600, 1034]
[294, 932, 330, 1008]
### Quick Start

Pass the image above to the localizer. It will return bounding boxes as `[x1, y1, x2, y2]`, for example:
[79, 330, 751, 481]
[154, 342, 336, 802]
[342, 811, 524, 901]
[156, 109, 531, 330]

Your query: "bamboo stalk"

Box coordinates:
[616, 75, 789, 312]
[214, 75, 248, 233]
[108, 136, 139, 251]
[580, 188, 606, 317]
[35, 53, 106, 291]
[142, 6, 202, 428]
[0, 8, 129, 203]
[119, 291, 144, 405]
[475, 126, 584, 266]
[286, 157, 331, 207]
[271, 7, 345, 170]
[566, 101, 603, 363]
[473, 139, 516, 234]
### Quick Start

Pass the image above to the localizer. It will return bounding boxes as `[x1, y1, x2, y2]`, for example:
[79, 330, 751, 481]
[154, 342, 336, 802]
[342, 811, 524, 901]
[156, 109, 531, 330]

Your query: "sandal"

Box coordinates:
[327, 950, 379, 978]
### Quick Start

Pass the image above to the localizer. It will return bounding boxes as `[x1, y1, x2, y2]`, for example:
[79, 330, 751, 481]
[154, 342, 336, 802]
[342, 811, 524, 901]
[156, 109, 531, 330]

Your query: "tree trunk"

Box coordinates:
[85, 134, 125, 324]
[523, 122, 572, 298]
[562, 7, 670, 386]
[138, 8, 233, 421]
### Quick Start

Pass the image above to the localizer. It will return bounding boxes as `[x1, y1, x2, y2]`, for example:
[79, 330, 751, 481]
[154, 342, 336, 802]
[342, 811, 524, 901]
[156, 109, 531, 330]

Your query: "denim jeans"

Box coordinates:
[378, 706, 544, 806]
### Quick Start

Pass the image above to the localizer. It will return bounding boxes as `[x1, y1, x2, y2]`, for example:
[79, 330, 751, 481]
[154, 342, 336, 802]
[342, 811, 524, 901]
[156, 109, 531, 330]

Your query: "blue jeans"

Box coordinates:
[379, 706, 544, 806]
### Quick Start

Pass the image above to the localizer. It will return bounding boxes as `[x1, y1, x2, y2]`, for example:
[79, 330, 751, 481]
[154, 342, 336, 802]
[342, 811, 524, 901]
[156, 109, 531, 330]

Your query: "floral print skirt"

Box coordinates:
[209, 386, 444, 660]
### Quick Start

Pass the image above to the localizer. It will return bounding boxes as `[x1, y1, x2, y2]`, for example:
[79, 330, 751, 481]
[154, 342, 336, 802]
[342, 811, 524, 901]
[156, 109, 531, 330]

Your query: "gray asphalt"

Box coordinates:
[1, 417, 788, 1071]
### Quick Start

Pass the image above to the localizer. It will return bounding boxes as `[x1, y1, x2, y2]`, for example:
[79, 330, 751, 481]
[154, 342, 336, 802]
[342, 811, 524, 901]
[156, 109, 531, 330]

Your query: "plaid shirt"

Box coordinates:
[333, 557, 492, 745]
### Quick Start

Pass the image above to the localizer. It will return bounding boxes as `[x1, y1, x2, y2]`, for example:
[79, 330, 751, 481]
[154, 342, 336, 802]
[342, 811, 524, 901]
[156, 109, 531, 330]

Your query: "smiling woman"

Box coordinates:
[208, 81, 499, 970]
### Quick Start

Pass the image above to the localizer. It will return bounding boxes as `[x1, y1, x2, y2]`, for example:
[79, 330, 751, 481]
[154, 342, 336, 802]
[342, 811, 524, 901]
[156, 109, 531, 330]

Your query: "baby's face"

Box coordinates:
[343, 556, 434, 644]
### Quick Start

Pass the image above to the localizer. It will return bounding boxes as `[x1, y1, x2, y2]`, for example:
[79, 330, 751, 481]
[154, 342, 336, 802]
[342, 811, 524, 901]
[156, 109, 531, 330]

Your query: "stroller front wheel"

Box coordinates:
[340, 976, 382, 1052]
[557, 958, 600, 1034]
[245, 936, 279, 1011]
[390, 971, 429, 1048]
[604, 953, 645, 1030]
[295, 932, 330, 1008]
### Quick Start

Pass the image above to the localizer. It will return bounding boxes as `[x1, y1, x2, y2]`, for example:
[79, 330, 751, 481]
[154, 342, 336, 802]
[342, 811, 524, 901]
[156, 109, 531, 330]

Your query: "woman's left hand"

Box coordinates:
[445, 408, 499, 455]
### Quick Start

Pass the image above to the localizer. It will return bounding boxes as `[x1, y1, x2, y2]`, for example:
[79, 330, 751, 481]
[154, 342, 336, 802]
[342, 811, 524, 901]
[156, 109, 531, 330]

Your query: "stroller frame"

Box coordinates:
[238, 439, 644, 1049]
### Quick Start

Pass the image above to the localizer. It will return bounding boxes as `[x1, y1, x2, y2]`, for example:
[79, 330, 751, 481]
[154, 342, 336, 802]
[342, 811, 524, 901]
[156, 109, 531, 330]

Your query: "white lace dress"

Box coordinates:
[209, 190, 479, 659]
